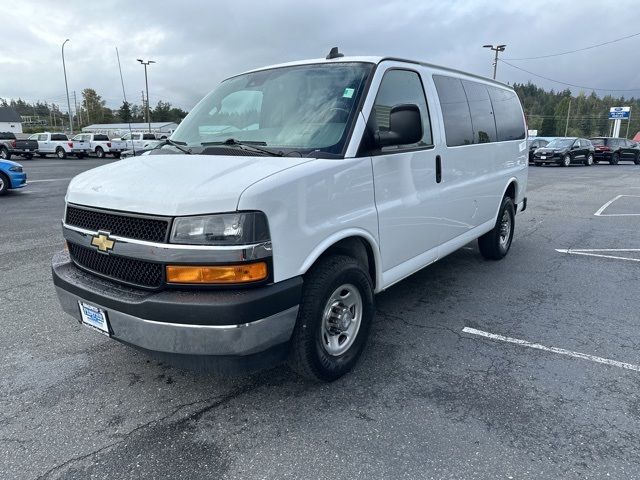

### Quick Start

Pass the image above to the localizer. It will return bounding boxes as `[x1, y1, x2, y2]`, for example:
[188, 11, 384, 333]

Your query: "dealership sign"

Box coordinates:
[609, 106, 630, 119]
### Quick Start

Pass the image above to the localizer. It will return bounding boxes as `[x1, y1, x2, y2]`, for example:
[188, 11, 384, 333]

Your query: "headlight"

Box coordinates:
[170, 212, 270, 245]
[8, 166, 22, 172]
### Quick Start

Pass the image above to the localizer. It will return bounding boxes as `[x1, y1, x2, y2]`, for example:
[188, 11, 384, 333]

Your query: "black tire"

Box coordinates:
[478, 196, 515, 260]
[24, 154, 33, 160]
[584, 154, 594, 166]
[113, 152, 121, 159]
[56, 147, 67, 159]
[634, 153, 640, 165]
[561, 154, 571, 167]
[0, 147, 11, 160]
[288, 255, 374, 382]
[95, 147, 105, 159]
[610, 152, 620, 165]
[0, 173, 9, 195]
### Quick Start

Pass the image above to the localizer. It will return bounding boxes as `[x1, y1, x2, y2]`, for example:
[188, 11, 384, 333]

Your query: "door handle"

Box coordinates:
[435, 155, 442, 183]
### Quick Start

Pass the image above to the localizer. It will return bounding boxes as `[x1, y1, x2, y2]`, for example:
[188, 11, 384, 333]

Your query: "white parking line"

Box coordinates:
[594, 194, 640, 216]
[462, 327, 640, 372]
[555, 248, 640, 262]
[28, 178, 72, 183]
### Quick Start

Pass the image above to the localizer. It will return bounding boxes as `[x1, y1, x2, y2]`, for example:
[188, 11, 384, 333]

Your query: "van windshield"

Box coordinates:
[171, 62, 373, 156]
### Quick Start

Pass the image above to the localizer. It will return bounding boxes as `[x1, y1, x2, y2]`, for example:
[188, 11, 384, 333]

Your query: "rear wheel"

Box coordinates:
[288, 255, 374, 382]
[585, 154, 594, 166]
[0, 173, 9, 195]
[479, 196, 515, 260]
[610, 152, 620, 165]
[113, 152, 121, 159]
[561, 154, 571, 167]
[95, 147, 105, 158]
[0, 147, 10, 160]
[56, 147, 67, 159]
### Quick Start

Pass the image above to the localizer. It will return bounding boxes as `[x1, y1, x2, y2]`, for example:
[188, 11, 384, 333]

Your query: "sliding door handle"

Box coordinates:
[435, 155, 442, 183]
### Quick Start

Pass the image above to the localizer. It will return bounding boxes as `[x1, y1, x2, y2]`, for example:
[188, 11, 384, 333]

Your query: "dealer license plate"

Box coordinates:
[78, 301, 110, 336]
[540, 155, 547, 159]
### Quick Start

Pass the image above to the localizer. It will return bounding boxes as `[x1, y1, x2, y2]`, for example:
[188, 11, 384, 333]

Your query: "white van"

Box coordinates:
[53, 51, 528, 381]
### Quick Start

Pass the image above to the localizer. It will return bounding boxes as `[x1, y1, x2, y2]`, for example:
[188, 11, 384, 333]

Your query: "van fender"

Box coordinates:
[493, 177, 519, 220]
[298, 228, 382, 291]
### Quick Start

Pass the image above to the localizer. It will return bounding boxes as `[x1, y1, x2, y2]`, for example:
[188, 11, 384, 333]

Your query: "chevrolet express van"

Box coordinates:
[52, 51, 528, 381]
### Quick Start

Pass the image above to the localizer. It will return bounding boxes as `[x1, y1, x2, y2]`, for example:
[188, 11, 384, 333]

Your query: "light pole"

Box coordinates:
[482, 44, 506, 80]
[62, 39, 74, 134]
[137, 59, 155, 132]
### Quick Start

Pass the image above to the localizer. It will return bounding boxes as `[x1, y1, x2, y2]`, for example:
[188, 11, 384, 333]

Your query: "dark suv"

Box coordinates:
[590, 137, 640, 165]
[532, 137, 595, 167]
[528, 138, 550, 164]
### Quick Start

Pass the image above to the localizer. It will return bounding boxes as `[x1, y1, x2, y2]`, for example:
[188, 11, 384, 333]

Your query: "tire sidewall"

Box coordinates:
[585, 154, 593, 166]
[0, 147, 9, 160]
[498, 197, 515, 256]
[563, 154, 571, 167]
[294, 259, 374, 381]
[56, 148, 65, 159]
[96, 147, 104, 158]
[0, 173, 8, 195]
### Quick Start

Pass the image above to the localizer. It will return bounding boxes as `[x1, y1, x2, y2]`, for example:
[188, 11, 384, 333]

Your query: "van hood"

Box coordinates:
[66, 154, 312, 216]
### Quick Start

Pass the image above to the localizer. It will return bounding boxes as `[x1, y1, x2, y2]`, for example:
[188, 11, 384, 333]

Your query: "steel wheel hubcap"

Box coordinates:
[321, 284, 363, 356]
[499, 210, 511, 248]
[0, 177, 4, 190]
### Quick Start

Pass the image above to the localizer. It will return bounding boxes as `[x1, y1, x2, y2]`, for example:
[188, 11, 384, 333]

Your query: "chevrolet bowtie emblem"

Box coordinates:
[91, 231, 115, 253]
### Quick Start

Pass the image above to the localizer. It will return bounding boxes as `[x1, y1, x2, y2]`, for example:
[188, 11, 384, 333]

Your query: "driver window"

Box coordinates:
[369, 70, 432, 151]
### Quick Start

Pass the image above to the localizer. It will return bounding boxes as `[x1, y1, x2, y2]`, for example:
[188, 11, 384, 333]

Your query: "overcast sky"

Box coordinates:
[2, 0, 640, 113]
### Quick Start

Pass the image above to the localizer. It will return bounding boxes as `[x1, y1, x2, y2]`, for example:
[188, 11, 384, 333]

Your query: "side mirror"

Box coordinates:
[375, 104, 423, 148]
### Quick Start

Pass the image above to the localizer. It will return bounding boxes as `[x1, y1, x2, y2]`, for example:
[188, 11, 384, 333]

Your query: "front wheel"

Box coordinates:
[56, 147, 67, 159]
[0, 173, 8, 195]
[585, 154, 594, 166]
[0, 147, 10, 160]
[95, 147, 105, 159]
[478, 196, 515, 260]
[288, 255, 374, 382]
[562, 154, 571, 167]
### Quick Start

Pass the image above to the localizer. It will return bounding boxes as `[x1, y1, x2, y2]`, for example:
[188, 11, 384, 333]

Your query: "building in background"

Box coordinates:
[0, 107, 23, 133]
[82, 122, 178, 138]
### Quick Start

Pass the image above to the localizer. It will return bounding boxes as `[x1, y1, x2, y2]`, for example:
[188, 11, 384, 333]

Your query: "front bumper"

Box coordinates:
[533, 154, 561, 164]
[8, 171, 27, 188]
[52, 250, 302, 358]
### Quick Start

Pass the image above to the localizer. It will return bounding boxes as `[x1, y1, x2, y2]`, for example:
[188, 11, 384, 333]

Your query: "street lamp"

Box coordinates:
[482, 44, 506, 80]
[62, 39, 74, 134]
[137, 59, 155, 132]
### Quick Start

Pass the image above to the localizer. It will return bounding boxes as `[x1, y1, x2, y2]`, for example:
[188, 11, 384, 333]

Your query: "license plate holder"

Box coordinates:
[78, 301, 110, 336]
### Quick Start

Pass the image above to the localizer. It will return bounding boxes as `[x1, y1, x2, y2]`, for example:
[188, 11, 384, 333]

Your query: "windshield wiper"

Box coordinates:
[153, 138, 192, 154]
[201, 138, 284, 157]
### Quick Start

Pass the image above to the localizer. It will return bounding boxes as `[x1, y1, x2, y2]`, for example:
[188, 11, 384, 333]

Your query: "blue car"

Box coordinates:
[0, 158, 27, 195]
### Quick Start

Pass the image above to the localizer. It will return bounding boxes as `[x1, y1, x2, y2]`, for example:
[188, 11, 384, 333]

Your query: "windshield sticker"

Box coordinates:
[343, 88, 355, 99]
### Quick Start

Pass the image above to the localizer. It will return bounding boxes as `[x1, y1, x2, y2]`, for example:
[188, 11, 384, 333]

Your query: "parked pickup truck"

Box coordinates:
[0, 132, 39, 160]
[31, 132, 90, 159]
[53, 52, 528, 381]
[72, 133, 127, 158]
[113, 132, 162, 152]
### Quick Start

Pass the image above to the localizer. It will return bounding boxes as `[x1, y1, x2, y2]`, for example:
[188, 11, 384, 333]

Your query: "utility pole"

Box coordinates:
[483, 44, 506, 79]
[137, 59, 155, 132]
[564, 98, 571, 137]
[61, 39, 74, 134]
[626, 109, 632, 139]
[73, 91, 80, 128]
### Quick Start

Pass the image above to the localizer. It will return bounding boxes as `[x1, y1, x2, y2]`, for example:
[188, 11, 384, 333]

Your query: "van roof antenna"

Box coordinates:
[326, 47, 344, 60]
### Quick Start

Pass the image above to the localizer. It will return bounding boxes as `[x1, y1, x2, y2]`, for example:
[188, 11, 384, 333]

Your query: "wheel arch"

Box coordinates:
[299, 229, 381, 291]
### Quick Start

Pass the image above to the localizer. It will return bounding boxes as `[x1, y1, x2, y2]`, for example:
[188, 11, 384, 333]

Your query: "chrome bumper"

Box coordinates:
[56, 285, 299, 356]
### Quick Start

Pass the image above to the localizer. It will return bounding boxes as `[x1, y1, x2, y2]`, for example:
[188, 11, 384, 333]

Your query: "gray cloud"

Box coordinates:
[2, 0, 640, 114]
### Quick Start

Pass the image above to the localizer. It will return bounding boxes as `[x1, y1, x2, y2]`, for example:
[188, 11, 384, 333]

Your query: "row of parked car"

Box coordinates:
[0, 131, 163, 160]
[528, 136, 640, 167]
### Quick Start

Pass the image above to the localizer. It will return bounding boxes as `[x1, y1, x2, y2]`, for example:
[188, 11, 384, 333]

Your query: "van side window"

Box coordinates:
[371, 69, 432, 151]
[462, 80, 497, 143]
[487, 86, 526, 141]
[433, 75, 474, 146]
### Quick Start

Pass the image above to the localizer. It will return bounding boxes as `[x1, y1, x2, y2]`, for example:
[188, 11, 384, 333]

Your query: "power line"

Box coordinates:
[499, 59, 640, 93]
[503, 31, 640, 60]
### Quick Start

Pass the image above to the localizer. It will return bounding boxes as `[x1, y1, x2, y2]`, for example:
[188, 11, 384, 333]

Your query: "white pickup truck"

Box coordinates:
[31, 132, 90, 159]
[114, 132, 162, 152]
[72, 133, 127, 158]
[53, 52, 528, 381]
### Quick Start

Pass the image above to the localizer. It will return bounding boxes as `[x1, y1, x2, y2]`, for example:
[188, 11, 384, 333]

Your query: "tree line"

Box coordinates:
[1, 88, 188, 133]
[513, 82, 640, 139]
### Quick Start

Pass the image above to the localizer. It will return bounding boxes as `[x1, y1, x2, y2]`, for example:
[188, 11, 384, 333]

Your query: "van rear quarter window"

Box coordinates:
[487, 86, 526, 141]
[462, 80, 497, 143]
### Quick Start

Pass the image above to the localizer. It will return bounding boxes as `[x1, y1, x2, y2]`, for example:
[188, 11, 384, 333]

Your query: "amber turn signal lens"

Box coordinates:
[166, 262, 268, 284]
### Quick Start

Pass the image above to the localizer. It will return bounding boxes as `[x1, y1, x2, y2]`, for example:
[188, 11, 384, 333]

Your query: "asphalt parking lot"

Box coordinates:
[1, 158, 640, 479]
